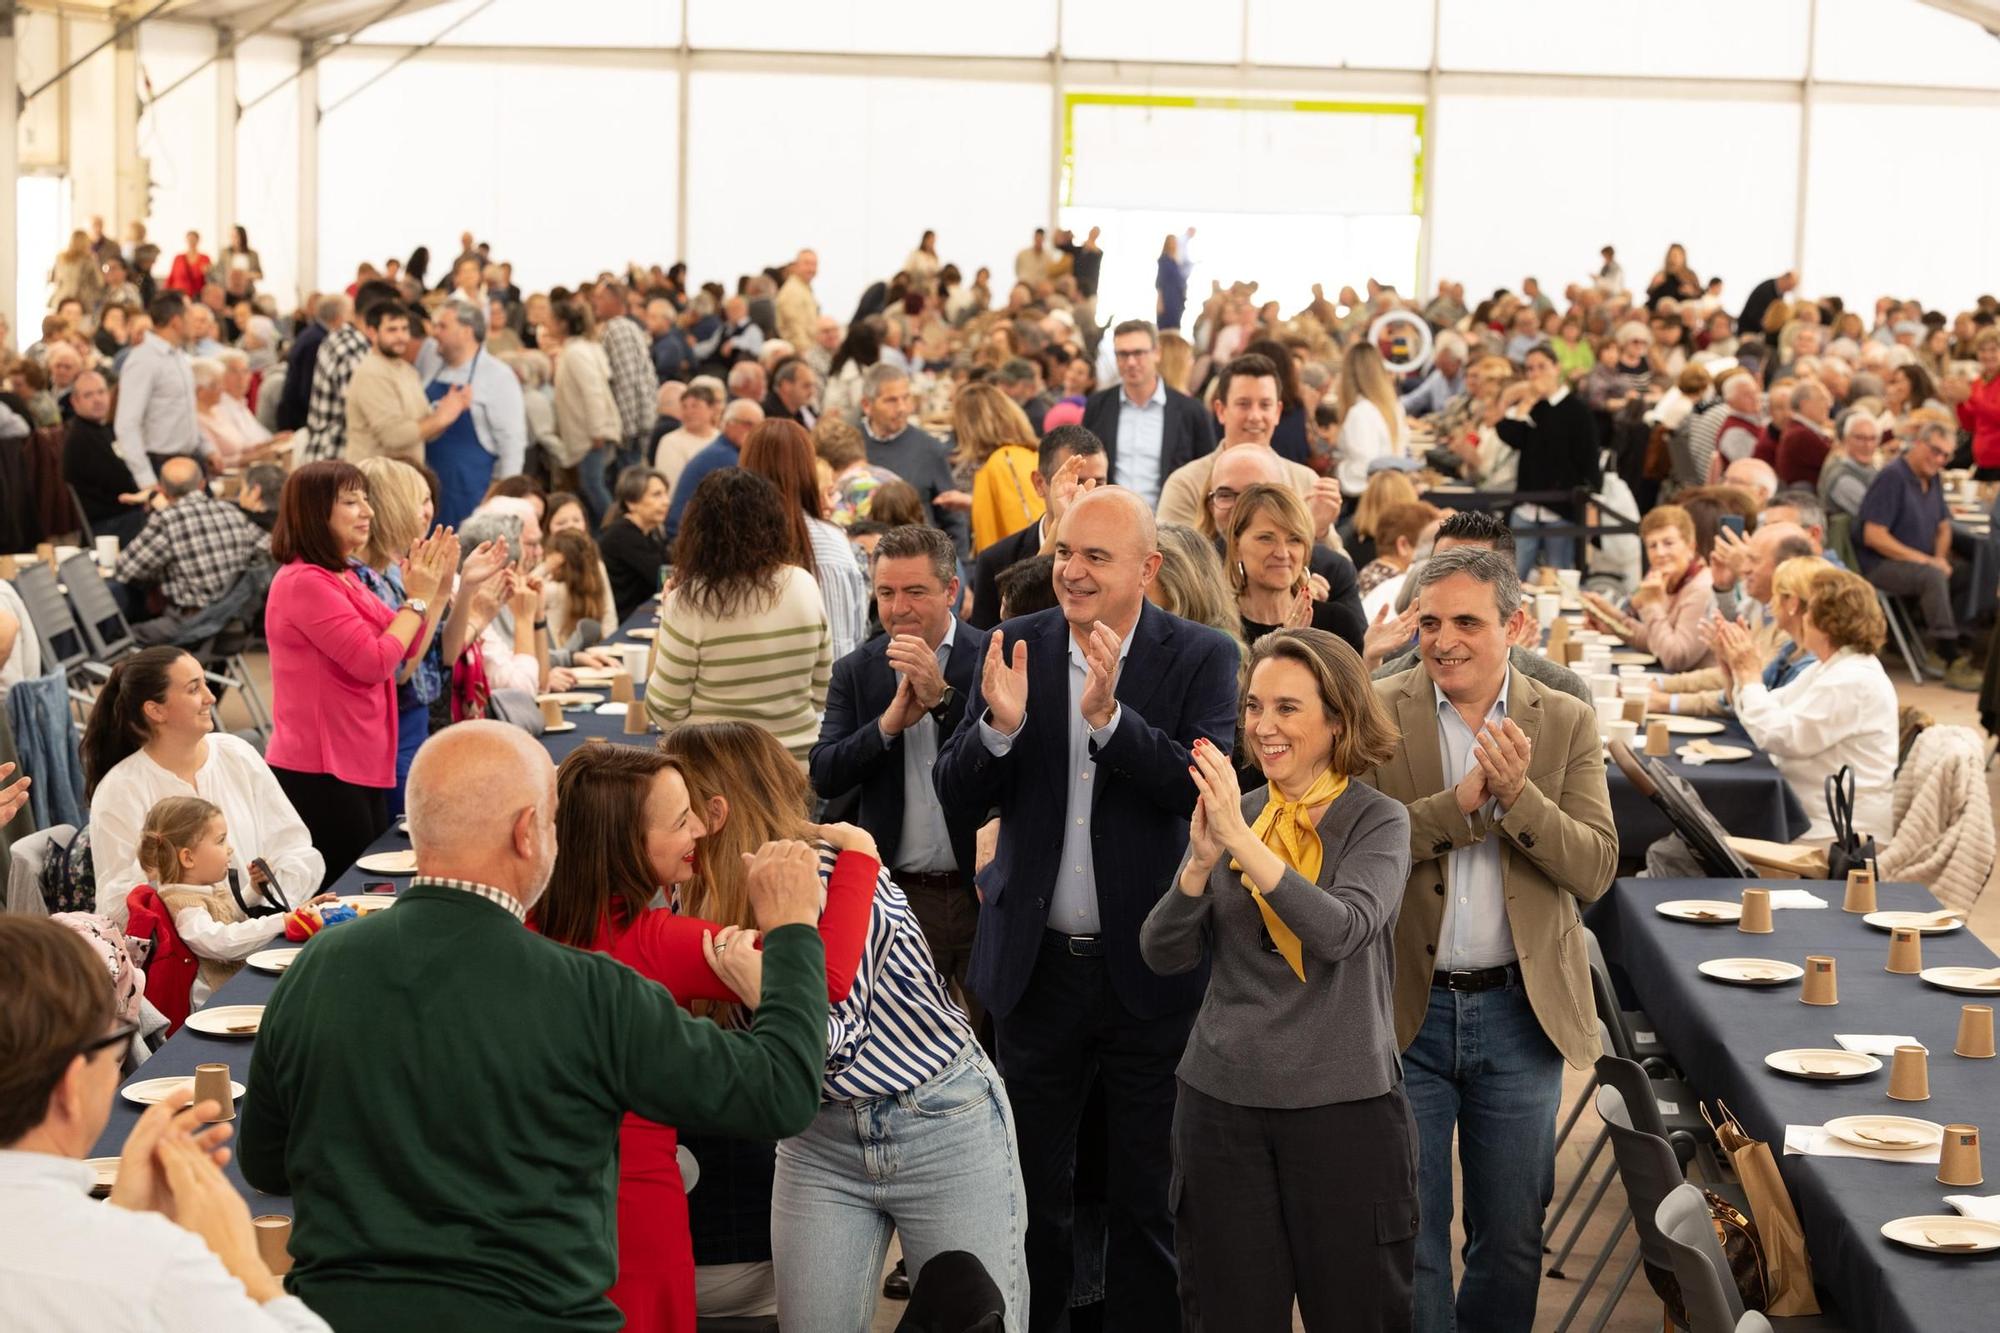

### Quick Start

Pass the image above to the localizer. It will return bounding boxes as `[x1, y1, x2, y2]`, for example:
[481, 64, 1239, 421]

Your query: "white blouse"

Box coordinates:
[1336, 398, 1407, 496]
[0, 1150, 331, 1332]
[165, 882, 294, 1008]
[1731, 646, 1898, 844]
[89, 734, 326, 924]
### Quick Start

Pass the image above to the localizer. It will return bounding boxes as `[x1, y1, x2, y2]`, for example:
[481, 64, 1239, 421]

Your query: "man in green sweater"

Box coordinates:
[238, 721, 829, 1331]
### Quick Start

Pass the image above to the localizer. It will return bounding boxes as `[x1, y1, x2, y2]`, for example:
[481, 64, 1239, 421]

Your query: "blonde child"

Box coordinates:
[137, 796, 332, 1007]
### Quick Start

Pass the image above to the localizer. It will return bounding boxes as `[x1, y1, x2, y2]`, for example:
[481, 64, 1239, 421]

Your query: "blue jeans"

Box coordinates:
[771, 1044, 1029, 1333]
[1403, 982, 1565, 1333]
[1508, 506, 1576, 580]
[575, 443, 614, 526]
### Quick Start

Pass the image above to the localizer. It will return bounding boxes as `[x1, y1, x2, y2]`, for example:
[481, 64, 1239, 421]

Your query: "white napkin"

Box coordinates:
[594, 702, 629, 716]
[1768, 890, 1829, 910]
[1835, 1034, 1926, 1056]
[1945, 1195, 2000, 1221]
[1784, 1124, 1942, 1164]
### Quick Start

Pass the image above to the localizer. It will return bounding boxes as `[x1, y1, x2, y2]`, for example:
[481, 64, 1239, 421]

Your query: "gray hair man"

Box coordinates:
[414, 298, 527, 516]
[1820, 409, 1883, 518]
[1401, 329, 1470, 418]
[1363, 544, 1615, 1332]
[1858, 417, 1976, 687]
[861, 363, 970, 555]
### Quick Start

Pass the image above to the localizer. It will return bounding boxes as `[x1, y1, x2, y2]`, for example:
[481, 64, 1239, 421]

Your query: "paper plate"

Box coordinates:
[1678, 742, 1753, 763]
[122, 1076, 245, 1107]
[1645, 715, 1728, 735]
[625, 627, 657, 640]
[1864, 910, 1966, 935]
[183, 1005, 265, 1038]
[1881, 1215, 2000, 1253]
[85, 1157, 120, 1194]
[1700, 958, 1804, 986]
[1763, 1048, 1880, 1079]
[566, 666, 622, 681]
[1655, 899, 1743, 923]
[246, 947, 302, 973]
[1611, 651, 1657, 667]
[1824, 1114, 1945, 1152]
[1919, 966, 2000, 996]
[541, 721, 577, 733]
[354, 849, 419, 875]
[339, 894, 397, 915]
[536, 691, 603, 707]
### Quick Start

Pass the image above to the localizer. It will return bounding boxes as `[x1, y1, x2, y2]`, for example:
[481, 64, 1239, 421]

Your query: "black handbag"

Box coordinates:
[1823, 766, 1877, 883]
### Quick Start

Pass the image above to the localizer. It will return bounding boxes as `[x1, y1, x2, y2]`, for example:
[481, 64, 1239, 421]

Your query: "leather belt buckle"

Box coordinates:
[1058, 932, 1104, 957]
[1450, 969, 1483, 990]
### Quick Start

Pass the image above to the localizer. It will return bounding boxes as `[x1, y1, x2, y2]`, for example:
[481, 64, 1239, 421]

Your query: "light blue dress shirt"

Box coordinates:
[414, 340, 529, 478]
[889, 619, 958, 874]
[978, 623, 1135, 934]
[1433, 669, 1518, 969]
[1399, 364, 1467, 418]
[1113, 378, 1169, 509]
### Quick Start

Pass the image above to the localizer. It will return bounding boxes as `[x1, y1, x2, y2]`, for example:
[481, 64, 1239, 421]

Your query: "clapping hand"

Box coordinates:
[1282, 583, 1315, 630]
[399, 526, 456, 604]
[1306, 476, 1342, 535]
[1472, 718, 1533, 812]
[459, 538, 509, 588]
[507, 563, 543, 623]
[0, 762, 29, 826]
[881, 635, 945, 737]
[1711, 616, 1764, 687]
[1079, 620, 1122, 729]
[1628, 567, 1667, 612]
[1362, 602, 1419, 670]
[153, 1132, 282, 1302]
[109, 1085, 235, 1220]
[1044, 452, 1100, 534]
[1185, 737, 1248, 853]
[1708, 524, 1751, 591]
[981, 633, 1031, 734]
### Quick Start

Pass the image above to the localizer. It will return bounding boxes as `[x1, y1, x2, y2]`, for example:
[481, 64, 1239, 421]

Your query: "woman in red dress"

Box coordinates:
[166, 230, 212, 298]
[529, 742, 875, 1333]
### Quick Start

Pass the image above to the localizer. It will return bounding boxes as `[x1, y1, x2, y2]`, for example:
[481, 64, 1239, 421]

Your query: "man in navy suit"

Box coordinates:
[936, 487, 1240, 1332]
[809, 523, 991, 1027]
[1081, 319, 1217, 510]
[967, 424, 1108, 630]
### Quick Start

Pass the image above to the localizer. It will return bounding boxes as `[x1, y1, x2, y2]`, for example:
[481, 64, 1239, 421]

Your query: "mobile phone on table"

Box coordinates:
[363, 881, 397, 894]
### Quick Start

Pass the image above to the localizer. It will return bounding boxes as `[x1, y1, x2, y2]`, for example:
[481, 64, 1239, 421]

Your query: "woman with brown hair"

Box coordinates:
[1348, 469, 1421, 569]
[1142, 628, 1415, 1330]
[530, 742, 879, 1333]
[539, 527, 616, 647]
[1580, 503, 1716, 671]
[647, 470, 830, 764]
[740, 419, 868, 661]
[1226, 483, 1366, 652]
[949, 381, 1043, 553]
[661, 721, 1026, 1333]
[264, 460, 459, 881]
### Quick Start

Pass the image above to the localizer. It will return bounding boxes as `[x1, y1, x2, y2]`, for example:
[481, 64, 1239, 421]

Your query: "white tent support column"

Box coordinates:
[215, 24, 236, 256]
[2, 3, 20, 335]
[296, 48, 317, 296]
[112, 12, 141, 243]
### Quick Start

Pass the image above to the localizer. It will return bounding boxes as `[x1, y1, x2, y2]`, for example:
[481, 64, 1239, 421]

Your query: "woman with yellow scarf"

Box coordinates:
[1140, 628, 1418, 1331]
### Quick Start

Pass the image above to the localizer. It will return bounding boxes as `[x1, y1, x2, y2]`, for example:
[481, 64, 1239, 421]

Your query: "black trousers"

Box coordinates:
[1172, 1081, 1420, 1332]
[994, 934, 1194, 1333]
[271, 766, 389, 890]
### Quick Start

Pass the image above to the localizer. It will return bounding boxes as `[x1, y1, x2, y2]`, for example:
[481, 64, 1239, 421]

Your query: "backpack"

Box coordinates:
[124, 884, 199, 1036]
[37, 825, 97, 915]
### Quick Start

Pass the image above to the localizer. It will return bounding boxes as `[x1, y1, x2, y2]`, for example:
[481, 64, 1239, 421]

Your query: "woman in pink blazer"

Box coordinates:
[263, 460, 456, 884]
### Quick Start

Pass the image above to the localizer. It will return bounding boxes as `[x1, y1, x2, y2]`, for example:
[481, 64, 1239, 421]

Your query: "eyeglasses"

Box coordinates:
[1113, 348, 1154, 361]
[1206, 487, 1241, 507]
[78, 1020, 139, 1059]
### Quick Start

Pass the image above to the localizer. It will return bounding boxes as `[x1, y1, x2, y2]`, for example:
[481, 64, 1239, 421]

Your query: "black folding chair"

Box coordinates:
[9, 559, 91, 678]
[1608, 741, 1755, 877]
[56, 552, 136, 664]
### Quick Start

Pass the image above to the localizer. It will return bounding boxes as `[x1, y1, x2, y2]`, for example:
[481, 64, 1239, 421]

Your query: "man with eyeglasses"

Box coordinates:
[1857, 419, 1980, 688]
[0, 915, 330, 1329]
[1081, 319, 1216, 509]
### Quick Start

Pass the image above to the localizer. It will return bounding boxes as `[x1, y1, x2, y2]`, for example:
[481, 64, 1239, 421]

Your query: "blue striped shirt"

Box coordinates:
[816, 846, 973, 1102]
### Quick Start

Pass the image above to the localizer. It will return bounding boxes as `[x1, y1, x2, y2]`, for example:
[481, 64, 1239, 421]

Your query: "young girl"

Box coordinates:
[137, 796, 331, 1007]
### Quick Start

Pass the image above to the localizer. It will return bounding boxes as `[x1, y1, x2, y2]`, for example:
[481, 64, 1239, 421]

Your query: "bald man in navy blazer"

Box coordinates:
[936, 487, 1239, 1332]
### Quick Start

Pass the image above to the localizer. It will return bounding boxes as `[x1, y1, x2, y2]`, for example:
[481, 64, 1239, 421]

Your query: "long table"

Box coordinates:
[1589, 877, 2000, 1333]
[1604, 715, 1809, 852]
[90, 599, 667, 1206]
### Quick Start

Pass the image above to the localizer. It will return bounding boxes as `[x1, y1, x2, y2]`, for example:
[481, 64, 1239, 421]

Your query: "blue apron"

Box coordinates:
[425, 349, 491, 531]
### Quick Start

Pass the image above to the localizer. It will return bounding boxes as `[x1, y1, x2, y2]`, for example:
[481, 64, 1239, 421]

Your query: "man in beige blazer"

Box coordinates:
[1363, 545, 1616, 1333]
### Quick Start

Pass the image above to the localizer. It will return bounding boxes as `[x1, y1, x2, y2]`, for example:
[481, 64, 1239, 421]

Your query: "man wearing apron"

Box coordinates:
[422, 299, 527, 530]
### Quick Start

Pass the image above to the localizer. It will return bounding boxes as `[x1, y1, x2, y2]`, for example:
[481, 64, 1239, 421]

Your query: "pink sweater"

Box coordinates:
[1628, 564, 1717, 672]
[263, 561, 415, 788]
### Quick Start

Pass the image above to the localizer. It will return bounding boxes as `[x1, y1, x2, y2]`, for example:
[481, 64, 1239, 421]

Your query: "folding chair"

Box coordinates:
[1655, 1184, 1846, 1331]
[65, 486, 95, 544]
[56, 552, 136, 665]
[1608, 741, 1756, 878]
[7, 561, 97, 720]
[1874, 589, 1929, 684]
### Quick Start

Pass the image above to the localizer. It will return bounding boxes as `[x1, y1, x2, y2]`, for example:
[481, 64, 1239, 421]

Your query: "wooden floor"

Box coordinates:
[214, 657, 1999, 1333]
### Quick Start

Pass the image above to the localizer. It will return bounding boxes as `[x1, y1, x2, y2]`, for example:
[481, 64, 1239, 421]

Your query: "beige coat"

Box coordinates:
[777, 275, 819, 351]
[343, 350, 428, 464]
[550, 339, 620, 469]
[1880, 724, 1994, 916]
[1364, 665, 1619, 1069]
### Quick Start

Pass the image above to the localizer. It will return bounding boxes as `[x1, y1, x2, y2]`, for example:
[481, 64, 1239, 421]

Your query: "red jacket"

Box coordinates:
[1774, 419, 1834, 488]
[125, 884, 198, 1035]
[165, 252, 211, 299]
[1957, 374, 2000, 470]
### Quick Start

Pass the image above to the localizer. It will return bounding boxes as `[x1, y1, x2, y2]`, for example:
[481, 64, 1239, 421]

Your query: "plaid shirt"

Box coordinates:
[113, 491, 272, 614]
[601, 316, 659, 445]
[408, 876, 526, 923]
[300, 326, 370, 461]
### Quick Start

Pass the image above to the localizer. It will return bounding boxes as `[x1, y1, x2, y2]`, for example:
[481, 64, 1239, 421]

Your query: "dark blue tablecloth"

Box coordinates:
[91, 600, 668, 1206]
[1605, 716, 1810, 852]
[1589, 877, 2000, 1333]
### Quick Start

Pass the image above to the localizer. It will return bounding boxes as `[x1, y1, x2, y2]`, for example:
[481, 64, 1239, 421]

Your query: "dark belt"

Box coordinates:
[1432, 962, 1523, 992]
[1044, 930, 1105, 958]
[897, 868, 966, 892]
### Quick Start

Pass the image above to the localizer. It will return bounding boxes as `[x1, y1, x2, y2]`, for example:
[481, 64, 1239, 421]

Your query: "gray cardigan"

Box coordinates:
[1140, 780, 1412, 1109]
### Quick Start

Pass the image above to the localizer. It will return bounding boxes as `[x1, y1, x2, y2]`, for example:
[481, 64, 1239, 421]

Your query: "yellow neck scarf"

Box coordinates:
[1234, 767, 1348, 982]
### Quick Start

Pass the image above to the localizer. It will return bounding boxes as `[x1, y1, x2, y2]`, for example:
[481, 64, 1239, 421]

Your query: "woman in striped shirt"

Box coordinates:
[646, 468, 833, 765]
[663, 722, 1028, 1333]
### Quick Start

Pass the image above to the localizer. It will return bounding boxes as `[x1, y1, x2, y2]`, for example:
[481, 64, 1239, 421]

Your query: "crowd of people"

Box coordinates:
[0, 219, 1986, 1333]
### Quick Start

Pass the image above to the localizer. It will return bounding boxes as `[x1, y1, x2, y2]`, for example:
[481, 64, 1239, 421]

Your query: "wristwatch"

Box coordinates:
[405, 597, 429, 617]
[928, 684, 956, 720]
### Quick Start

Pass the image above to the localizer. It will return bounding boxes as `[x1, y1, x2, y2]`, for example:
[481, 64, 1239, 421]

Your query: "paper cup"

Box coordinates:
[0, 555, 15, 579]
[1842, 867, 1877, 914]
[1887, 1044, 1931, 1101]
[1537, 566, 1560, 588]
[1556, 569, 1582, 594]
[621, 643, 650, 679]
[1645, 721, 1671, 757]
[623, 700, 650, 735]
[1938, 1125, 1984, 1187]
[193, 1063, 235, 1122]
[1605, 719, 1638, 749]
[1535, 593, 1560, 628]
[1596, 700, 1625, 732]
[254, 1214, 294, 1275]
[609, 671, 635, 704]
[1799, 955, 1838, 1006]
[1886, 926, 1924, 975]
[1562, 641, 1587, 666]
[1591, 674, 1621, 700]
[1739, 888, 1774, 934]
[1957, 1005, 1996, 1059]
[94, 535, 119, 566]
[539, 697, 564, 728]
[1622, 697, 1648, 724]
